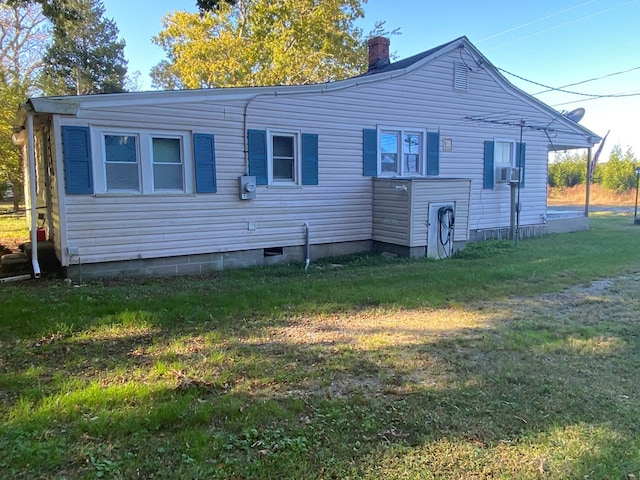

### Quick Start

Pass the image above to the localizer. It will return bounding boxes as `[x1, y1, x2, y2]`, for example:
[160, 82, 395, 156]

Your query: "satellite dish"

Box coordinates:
[564, 107, 585, 123]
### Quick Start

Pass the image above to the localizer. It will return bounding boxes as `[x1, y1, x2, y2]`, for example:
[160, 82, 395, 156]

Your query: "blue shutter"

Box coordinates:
[193, 133, 217, 193]
[516, 142, 526, 187]
[62, 126, 93, 194]
[426, 132, 440, 175]
[248, 130, 267, 185]
[301, 133, 318, 185]
[363, 128, 377, 176]
[483, 140, 495, 189]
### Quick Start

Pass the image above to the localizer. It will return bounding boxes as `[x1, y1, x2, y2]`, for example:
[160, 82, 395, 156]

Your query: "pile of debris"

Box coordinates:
[1, 241, 60, 281]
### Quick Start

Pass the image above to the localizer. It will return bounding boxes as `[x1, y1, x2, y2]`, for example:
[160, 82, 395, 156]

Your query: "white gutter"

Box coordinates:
[26, 111, 41, 278]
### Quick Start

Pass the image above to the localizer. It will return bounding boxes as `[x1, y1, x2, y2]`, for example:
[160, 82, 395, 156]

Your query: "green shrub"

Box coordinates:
[548, 151, 586, 187]
[597, 146, 639, 193]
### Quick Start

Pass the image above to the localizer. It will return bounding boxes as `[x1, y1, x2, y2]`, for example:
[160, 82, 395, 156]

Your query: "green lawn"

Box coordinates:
[1, 213, 639, 479]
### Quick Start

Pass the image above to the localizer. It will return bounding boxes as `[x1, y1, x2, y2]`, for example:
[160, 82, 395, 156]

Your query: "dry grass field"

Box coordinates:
[548, 184, 637, 207]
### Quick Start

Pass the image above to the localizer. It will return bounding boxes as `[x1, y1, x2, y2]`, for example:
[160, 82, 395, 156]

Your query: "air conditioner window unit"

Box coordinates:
[510, 167, 521, 183]
[495, 166, 510, 183]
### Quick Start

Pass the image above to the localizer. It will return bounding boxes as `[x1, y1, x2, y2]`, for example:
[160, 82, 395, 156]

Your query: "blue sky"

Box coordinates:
[103, 0, 640, 158]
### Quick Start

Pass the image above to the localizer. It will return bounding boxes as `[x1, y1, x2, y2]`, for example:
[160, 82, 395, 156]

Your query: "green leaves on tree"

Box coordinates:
[152, 0, 369, 90]
[40, 0, 128, 95]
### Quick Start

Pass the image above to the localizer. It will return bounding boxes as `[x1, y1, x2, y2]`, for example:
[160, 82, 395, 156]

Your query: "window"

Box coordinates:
[483, 139, 526, 189]
[94, 127, 193, 194]
[380, 132, 399, 174]
[363, 128, 439, 177]
[105, 134, 139, 191]
[403, 133, 422, 174]
[271, 134, 296, 183]
[494, 139, 515, 167]
[152, 137, 183, 191]
[379, 128, 425, 176]
[248, 129, 318, 186]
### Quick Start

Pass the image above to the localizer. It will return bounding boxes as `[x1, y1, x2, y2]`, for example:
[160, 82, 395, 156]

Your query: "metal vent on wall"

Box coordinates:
[453, 61, 469, 91]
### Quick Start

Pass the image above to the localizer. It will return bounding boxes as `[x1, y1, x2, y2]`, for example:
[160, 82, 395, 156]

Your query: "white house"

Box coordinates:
[14, 36, 600, 280]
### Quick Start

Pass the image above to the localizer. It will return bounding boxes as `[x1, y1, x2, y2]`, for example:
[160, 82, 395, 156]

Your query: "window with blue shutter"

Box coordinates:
[248, 129, 318, 186]
[363, 129, 378, 176]
[248, 129, 268, 185]
[365, 128, 439, 177]
[426, 132, 440, 175]
[193, 133, 217, 193]
[301, 133, 318, 185]
[62, 125, 93, 194]
[483, 140, 495, 189]
[484, 140, 524, 189]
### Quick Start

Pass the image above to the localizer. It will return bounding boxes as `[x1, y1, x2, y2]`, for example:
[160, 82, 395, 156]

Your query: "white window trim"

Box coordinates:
[494, 138, 517, 168]
[102, 131, 141, 193]
[266, 129, 301, 186]
[150, 134, 186, 192]
[378, 126, 428, 177]
[91, 126, 194, 195]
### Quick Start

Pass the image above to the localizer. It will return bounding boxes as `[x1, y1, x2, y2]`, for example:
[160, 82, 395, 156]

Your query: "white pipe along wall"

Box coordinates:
[27, 111, 41, 278]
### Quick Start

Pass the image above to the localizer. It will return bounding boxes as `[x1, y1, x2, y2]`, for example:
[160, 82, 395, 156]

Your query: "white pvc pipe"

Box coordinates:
[303, 222, 310, 271]
[0, 274, 32, 283]
[26, 111, 41, 278]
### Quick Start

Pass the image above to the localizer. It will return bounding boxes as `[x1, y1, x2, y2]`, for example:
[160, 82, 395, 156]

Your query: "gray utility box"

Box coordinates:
[239, 176, 257, 200]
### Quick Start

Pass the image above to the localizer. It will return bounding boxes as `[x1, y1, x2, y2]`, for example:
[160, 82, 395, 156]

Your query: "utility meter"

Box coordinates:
[239, 176, 257, 200]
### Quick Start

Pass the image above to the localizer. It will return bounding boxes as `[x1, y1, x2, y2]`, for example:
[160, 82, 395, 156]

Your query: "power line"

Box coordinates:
[498, 67, 640, 99]
[534, 65, 640, 95]
[477, 0, 597, 43]
[552, 91, 640, 107]
[486, 0, 640, 51]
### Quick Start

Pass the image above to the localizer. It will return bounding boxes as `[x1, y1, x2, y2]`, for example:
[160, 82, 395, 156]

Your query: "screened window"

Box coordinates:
[272, 135, 295, 182]
[380, 132, 399, 174]
[495, 140, 515, 166]
[105, 134, 140, 191]
[380, 129, 425, 176]
[266, 131, 301, 185]
[96, 128, 193, 194]
[403, 133, 421, 174]
[152, 137, 183, 191]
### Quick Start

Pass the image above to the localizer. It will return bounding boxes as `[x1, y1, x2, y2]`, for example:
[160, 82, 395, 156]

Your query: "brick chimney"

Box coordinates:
[367, 36, 390, 71]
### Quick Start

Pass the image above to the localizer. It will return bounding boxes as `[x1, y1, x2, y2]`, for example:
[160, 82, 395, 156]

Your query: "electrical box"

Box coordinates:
[510, 167, 522, 183]
[239, 176, 257, 200]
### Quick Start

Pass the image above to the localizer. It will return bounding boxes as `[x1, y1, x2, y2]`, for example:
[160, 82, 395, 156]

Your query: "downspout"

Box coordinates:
[303, 222, 310, 271]
[26, 111, 41, 278]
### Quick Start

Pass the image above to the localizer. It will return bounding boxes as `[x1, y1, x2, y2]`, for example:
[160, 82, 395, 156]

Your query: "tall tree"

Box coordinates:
[152, 0, 368, 89]
[1, 0, 78, 29]
[40, 0, 127, 95]
[196, 0, 236, 13]
[0, 2, 49, 209]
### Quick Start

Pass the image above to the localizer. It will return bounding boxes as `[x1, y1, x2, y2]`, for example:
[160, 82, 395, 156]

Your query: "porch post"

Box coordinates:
[585, 147, 592, 218]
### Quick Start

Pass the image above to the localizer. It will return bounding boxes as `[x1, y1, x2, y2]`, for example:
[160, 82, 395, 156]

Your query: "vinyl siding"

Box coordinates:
[373, 178, 471, 247]
[51, 47, 586, 266]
